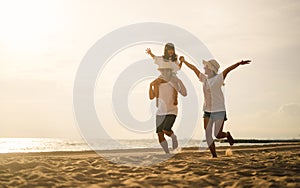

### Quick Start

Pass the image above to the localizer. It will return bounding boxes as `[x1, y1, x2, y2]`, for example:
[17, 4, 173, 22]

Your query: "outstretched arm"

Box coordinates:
[179, 56, 201, 78]
[145, 48, 155, 59]
[223, 60, 251, 80]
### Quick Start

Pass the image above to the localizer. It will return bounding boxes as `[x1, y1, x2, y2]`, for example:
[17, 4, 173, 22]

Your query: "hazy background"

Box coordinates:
[0, 0, 299, 139]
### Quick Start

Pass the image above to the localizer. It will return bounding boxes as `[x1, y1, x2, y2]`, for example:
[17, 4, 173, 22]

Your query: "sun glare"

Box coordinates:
[0, 0, 60, 54]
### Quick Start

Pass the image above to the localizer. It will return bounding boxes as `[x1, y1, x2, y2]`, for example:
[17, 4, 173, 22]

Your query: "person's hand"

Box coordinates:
[179, 56, 185, 63]
[145, 48, 152, 55]
[239, 60, 251, 65]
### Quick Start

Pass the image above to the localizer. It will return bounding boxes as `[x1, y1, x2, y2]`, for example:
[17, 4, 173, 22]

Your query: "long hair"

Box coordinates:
[162, 43, 177, 62]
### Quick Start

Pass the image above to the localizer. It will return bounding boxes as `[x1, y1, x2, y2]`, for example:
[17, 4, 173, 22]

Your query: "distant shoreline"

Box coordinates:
[1, 142, 299, 156]
[1, 138, 300, 154]
[218, 138, 300, 144]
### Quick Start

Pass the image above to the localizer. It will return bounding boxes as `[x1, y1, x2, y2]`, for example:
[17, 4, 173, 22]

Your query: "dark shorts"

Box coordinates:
[203, 111, 228, 121]
[156, 115, 177, 133]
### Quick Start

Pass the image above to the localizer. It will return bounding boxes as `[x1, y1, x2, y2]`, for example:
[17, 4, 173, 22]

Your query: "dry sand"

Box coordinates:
[0, 143, 299, 188]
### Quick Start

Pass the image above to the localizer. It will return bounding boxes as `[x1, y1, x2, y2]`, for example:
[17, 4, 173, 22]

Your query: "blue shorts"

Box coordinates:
[203, 111, 228, 121]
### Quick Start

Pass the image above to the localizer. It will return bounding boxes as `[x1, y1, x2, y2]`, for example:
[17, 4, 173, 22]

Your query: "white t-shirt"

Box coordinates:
[198, 73, 226, 112]
[153, 56, 180, 73]
[156, 83, 178, 115]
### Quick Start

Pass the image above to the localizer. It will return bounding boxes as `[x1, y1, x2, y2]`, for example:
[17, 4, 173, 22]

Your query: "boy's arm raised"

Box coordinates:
[223, 60, 251, 80]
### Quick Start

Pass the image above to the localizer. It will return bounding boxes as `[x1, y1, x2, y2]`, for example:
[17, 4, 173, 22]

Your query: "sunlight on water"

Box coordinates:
[0, 138, 43, 153]
[0, 138, 297, 153]
[0, 138, 88, 153]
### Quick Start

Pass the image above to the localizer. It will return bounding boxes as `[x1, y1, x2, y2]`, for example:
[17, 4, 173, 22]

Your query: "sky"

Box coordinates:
[0, 0, 299, 139]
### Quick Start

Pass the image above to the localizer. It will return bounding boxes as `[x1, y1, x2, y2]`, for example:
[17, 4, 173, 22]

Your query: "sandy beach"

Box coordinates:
[0, 143, 299, 188]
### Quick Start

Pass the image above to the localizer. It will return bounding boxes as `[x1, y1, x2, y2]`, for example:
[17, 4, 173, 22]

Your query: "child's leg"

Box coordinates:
[151, 77, 163, 107]
[214, 119, 227, 139]
[214, 119, 234, 145]
[169, 75, 180, 91]
[204, 118, 217, 157]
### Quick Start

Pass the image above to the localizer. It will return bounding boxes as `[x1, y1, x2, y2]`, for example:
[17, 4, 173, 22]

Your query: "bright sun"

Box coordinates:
[0, 0, 60, 54]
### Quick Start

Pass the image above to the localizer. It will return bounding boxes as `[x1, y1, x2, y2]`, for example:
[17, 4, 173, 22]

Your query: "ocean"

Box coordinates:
[0, 138, 299, 153]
